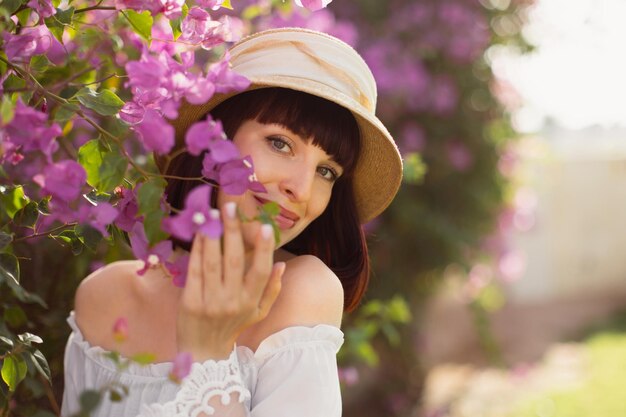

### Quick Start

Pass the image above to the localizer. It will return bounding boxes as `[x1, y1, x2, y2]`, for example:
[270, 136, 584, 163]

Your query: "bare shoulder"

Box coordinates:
[239, 254, 344, 350]
[74, 260, 141, 344]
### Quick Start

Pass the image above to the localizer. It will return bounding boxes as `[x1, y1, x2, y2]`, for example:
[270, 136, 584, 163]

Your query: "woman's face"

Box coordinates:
[217, 119, 344, 249]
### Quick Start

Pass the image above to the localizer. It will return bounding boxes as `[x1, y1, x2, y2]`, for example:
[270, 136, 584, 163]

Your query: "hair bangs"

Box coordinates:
[219, 88, 361, 176]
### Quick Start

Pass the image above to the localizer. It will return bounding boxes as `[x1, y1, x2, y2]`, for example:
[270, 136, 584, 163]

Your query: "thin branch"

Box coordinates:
[74, 5, 116, 14]
[40, 374, 61, 417]
[14, 223, 77, 242]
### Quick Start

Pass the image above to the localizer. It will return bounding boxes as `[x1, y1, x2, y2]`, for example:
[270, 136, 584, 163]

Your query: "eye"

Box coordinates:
[317, 166, 340, 182]
[266, 136, 292, 154]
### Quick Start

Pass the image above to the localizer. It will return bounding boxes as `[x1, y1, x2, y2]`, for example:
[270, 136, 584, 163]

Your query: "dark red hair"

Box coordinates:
[164, 88, 369, 311]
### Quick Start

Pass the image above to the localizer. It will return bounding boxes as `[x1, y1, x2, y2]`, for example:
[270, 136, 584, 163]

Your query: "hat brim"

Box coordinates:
[161, 76, 402, 224]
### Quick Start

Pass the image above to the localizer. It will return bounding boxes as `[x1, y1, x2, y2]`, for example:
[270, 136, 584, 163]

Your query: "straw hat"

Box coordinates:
[161, 27, 403, 223]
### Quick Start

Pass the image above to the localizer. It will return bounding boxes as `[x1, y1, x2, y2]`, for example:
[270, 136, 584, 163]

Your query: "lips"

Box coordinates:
[253, 196, 300, 229]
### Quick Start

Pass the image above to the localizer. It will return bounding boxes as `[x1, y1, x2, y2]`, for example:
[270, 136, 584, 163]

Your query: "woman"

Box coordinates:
[62, 28, 402, 417]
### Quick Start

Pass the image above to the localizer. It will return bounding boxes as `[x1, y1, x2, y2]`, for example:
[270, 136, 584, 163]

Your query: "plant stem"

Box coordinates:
[39, 374, 61, 416]
[74, 5, 116, 14]
[14, 223, 78, 242]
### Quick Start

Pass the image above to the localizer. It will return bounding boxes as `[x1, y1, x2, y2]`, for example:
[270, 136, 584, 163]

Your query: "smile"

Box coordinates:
[253, 196, 300, 230]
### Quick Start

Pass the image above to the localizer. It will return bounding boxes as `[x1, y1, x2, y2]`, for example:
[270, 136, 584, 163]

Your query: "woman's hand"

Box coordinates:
[176, 201, 286, 361]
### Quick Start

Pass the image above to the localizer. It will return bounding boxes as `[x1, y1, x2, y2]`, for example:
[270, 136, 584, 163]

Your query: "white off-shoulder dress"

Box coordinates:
[61, 312, 344, 417]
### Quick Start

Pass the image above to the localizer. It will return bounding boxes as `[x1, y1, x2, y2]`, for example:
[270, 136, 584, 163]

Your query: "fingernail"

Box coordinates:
[224, 202, 236, 219]
[261, 224, 272, 240]
[210, 209, 220, 220]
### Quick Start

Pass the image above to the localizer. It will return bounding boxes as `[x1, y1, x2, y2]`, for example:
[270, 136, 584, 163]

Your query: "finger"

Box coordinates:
[222, 202, 245, 291]
[245, 223, 276, 296]
[202, 209, 223, 300]
[258, 262, 285, 317]
[182, 233, 203, 306]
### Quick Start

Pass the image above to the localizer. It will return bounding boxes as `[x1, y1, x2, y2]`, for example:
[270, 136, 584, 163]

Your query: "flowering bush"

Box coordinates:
[0, 0, 347, 413]
[1, 0, 534, 415]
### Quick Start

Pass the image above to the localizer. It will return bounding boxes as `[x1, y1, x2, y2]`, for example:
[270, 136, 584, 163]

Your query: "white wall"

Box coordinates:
[507, 126, 626, 302]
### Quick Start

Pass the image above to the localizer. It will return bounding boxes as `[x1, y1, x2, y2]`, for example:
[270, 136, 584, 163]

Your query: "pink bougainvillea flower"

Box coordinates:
[338, 366, 359, 386]
[2, 25, 53, 61]
[165, 254, 190, 288]
[126, 53, 169, 90]
[115, 0, 161, 15]
[217, 15, 244, 43]
[446, 141, 473, 172]
[150, 17, 176, 55]
[184, 115, 226, 156]
[27, 0, 56, 18]
[119, 101, 145, 125]
[208, 53, 251, 94]
[76, 202, 119, 237]
[133, 109, 175, 154]
[162, 185, 222, 241]
[3, 100, 61, 162]
[158, 0, 184, 19]
[33, 160, 87, 202]
[114, 186, 142, 232]
[195, 0, 224, 10]
[293, 0, 332, 12]
[112, 317, 129, 343]
[183, 73, 216, 105]
[180, 7, 222, 48]
[206, 156, 266, 196]
[169, 352, 193, 383]
[129, 223, 173, 275]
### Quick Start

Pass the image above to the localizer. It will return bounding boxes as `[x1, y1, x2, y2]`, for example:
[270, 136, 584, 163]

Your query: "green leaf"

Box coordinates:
[17, 332, 43, 346]
[79, 390, 102, 412]
[0, 231, 13, 251]
[30, 55, 51, 73]
[123, 10, 153, 41]
[0, 337, 13, 348]
[0, 0, 23, 15]
[75, 224, 103, 253]
[83, 189, 112, 206]
[15, 7, 31, 26]
[0, 185, 28, 218]
[54, 6, 74, 25]
[0, 95, 15, 124]
[109, 388, 123, 402]
[78, 140, 106, 189]
[3, 306, 26, 328]
[75, 88, 125, 116]
[1, 355, 28, 392]
[137, 178, 166, 216]
[261, 201, 280, 217]
[360, 300, 382, 316]
[143, 210, 168, 245]
[387, 295, 412, 323]
[380, 322, 401, 346]
[99, 151, 127, 192]
[53, 102, 80, 123]
[29, 350, 51, 383]
[355, 342, 379, 367]
[130, 352, 156, 365]
[0, 252, 20, 285]
[37, 197, 51, 215]
[403, 152, 427, 185]
[13, 201, 39, 228]
[242, 4, 263, 20]
[44, 7, 75, 42]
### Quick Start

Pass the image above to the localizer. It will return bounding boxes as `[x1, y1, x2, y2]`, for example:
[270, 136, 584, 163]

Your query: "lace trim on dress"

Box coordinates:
[137, 349, 251, 417]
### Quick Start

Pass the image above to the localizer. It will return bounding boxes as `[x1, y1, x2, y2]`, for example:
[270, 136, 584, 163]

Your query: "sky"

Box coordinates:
[490, 0, 626, 132]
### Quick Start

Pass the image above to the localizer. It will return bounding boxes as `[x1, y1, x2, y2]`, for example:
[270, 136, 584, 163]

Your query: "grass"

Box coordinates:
[508, 310, 626, 417]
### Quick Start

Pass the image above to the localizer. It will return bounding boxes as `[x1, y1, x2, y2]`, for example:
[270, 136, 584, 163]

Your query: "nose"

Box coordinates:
[279, 163, 315, 203]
